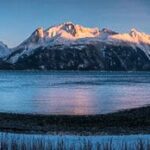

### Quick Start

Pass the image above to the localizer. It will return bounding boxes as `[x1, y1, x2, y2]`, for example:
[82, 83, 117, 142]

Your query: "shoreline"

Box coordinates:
[0, 106, 150, 135]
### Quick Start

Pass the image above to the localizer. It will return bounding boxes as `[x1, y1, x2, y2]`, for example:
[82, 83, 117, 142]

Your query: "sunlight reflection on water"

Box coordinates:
[0, 71, 149, 115]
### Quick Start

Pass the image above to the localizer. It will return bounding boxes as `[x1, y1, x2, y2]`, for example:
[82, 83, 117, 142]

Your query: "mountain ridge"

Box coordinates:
[0, 22, 150, 70]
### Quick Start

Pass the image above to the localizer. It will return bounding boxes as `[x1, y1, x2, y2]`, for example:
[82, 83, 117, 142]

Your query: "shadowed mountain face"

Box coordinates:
[1, 22, 150, 70]
[8, 44, 150, 71]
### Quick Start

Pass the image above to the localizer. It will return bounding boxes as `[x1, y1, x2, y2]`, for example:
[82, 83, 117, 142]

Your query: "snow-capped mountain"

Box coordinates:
[0, 41, 13, 69]
[2, 22, 150, 70]
[15, 22, 150, 47]
[14, 22, 101, 49]
[110, 28, 150, 45]
[108, 28, 150, 59]
[0, 41, 10, 58]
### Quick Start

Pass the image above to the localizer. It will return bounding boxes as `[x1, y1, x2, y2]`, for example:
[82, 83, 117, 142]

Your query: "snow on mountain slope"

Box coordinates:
[9, 22, 102, 63]
[16, 22, 100, 49]
[108, 28, 150, 59]
[16, 22, 150, 49]
[46, 22, 100, 39]
[0, 41, 10, 58]
[110, 28, 150, 45]
[7, 22, 150, 64]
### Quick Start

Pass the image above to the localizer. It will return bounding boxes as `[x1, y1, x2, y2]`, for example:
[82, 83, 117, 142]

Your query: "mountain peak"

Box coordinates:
[128, 28, 150, 44]
[0, 41, 8, 48]
[129, 28, 142, 37]
[0, 41, 10, 58]
[61, 22, 77, 36]
[14, 22, 150, 54]
[63, 21, 75, 25]
[45, 22, 100, 40]
[130, 28, 139, 32]
[34, 27, 44, 38]
[101, 28, 118, 35]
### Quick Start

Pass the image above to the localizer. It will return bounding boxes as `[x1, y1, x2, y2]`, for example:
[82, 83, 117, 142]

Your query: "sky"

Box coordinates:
[0, 0, 150, 47]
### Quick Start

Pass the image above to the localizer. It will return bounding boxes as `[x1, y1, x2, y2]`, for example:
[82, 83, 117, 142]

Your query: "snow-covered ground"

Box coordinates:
[0, 132, 150, 150]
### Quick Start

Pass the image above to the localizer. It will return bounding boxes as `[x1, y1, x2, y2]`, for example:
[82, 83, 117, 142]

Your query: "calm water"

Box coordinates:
[0, 71, 150, 115]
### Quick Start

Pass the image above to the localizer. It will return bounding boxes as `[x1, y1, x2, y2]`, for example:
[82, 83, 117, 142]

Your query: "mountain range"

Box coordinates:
[0, 22, 150, 70]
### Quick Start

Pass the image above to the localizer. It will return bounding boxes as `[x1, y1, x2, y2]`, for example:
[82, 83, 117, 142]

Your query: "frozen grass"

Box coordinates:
[0, 133, 150, 150]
